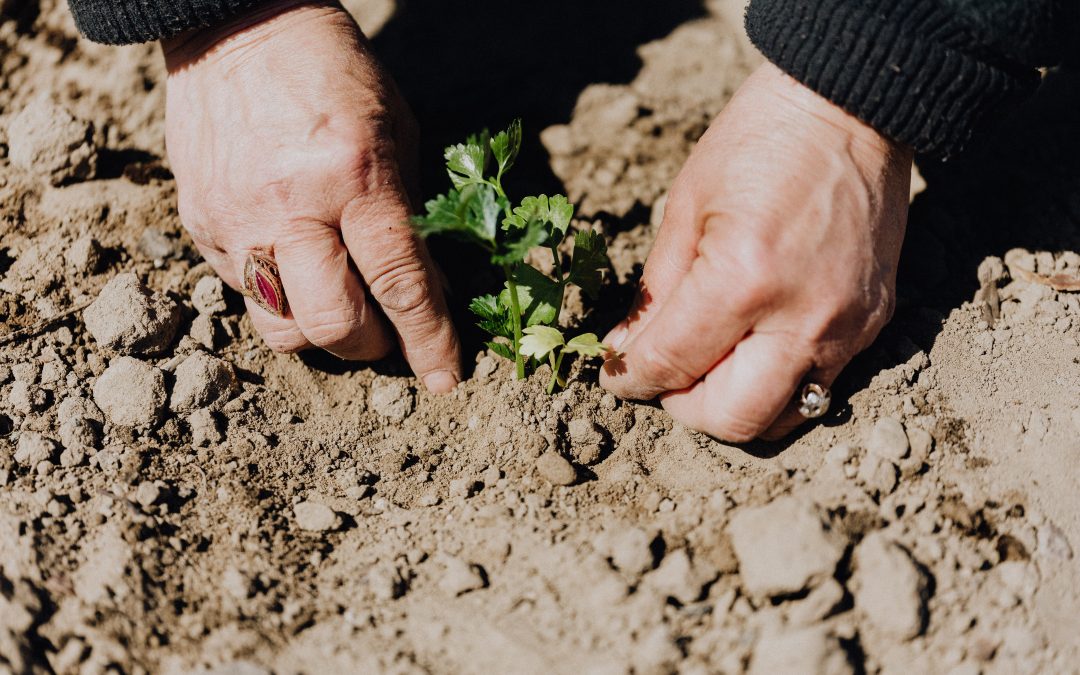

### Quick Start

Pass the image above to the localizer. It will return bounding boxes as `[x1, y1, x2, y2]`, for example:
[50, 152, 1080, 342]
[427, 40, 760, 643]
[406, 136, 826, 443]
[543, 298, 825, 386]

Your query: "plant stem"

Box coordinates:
[547, 350, 566, 394]
[503, 263, 526, 379]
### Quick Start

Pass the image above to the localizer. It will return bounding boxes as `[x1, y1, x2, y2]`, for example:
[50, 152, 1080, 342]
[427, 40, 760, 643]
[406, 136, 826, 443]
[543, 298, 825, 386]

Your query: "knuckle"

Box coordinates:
[301, 314, 363, 349]
[635, 345, 698, 390]
[369, 261, 433, 317]
[711, 409, 769, 444]
[260, 328, 308, 354]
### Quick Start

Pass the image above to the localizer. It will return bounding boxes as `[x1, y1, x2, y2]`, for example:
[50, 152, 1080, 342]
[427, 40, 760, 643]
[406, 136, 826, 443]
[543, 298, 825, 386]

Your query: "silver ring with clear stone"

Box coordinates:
[797, 383, 831, 419]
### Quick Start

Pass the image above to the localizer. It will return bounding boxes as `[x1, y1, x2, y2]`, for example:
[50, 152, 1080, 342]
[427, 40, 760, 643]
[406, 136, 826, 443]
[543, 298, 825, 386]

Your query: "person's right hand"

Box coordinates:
[162, 0, 461, 392]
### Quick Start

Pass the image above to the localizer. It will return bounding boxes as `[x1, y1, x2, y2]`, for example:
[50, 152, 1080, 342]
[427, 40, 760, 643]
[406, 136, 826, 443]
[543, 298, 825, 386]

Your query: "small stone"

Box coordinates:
[294, 501, 341, 532]
[93, 356, 166, 427]
[901, 426, 933, 478]
[645, 549, 703, 604]
[825, 443, 854, 465]
[367, 563, 405, 601]
[138, 228, 178, 261]
[727, 496, 845, 598]
[868, 418, 909, 462]
[536, 452, 577, 486]
[567, 417, 606, 465]
[65, 235, 103, 275]
[749, 626, 852, 675]
[474, 355, 498, 379]
[852, 532, 928, 640]
[189, 313, 218, 350]
[439, 557, 486, 596]
[8, 381, 47, 414]
[857, 452, 898, 496]
[169, 351, 239, 412]
[191, 275, 228, 315]
[135, 481, 162, 507]
[188, 409, 223, 447]
[604, 525, 655, 577]
[14, 432, 58, 467]
[59, 446, 87, 468]
[369, 378, 415, 422]
[59, 417, 100, 450]
[83, 273, 180, 355]
[57, 396, 104, 424]
[788, 578, 845, 625]
[7, 96, 97, 185]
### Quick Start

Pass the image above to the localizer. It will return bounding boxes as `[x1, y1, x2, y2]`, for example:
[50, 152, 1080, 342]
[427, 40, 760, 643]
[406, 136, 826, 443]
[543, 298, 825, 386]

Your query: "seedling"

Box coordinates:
[413, 119, 610, 392]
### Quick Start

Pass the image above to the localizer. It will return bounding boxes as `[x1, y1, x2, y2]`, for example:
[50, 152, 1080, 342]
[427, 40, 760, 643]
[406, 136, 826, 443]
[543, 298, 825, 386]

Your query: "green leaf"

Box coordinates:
[412, 185, 503, 248]
[491, 221, 548, 266]
[490, 119, 522, 177]
[485, 341, 515, 361]
[502, 194, 574, 240]
[466, 183, 503, 243]
[567, 229, 608, 299]
[500, 265, 562, 327]
[444, 130, 490, 189]
[519, 325, 565, 360]
[412, 190, 466, 238]
[563, 333, 609, 357]
[469, 294, 513, 339]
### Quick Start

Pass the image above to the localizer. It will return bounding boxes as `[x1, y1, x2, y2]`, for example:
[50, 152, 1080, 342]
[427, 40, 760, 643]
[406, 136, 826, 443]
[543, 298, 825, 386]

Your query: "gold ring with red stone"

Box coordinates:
[243, 251, 288, 318]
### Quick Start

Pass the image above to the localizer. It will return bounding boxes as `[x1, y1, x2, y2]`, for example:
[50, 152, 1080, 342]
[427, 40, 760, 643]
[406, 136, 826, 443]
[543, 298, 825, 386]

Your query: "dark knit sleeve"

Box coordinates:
[67, 0, 270, 45]
[744, 0, 1077, 158]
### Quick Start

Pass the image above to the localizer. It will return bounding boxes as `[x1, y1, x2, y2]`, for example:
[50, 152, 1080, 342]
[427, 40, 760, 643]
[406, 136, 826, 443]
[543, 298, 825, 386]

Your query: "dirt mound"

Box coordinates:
[2, 0, 1079, 673]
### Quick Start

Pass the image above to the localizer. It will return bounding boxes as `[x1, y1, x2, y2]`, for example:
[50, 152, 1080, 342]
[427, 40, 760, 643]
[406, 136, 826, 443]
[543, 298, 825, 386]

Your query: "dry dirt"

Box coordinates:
[2, 1, 1080, 674]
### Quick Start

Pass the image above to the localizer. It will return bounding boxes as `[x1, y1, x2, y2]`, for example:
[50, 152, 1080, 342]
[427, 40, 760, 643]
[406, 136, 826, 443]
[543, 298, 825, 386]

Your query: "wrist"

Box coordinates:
[161, 0, 347, 72]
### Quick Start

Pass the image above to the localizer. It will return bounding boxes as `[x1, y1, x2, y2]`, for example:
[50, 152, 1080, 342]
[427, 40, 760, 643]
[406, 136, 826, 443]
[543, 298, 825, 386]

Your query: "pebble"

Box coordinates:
[644, 548, 703, 604]
[852, 532, 928, 640]
[83, 273, 180, 355]
[367, 563, 405, 601]
[439, 557, 486, 596]
[65, 235, 103, 275]
[59, 446, 87, 468]
[567, 417, 606, 465]
[14, 432, 58, 467]
[169, 351, 239, 412]
[8, 381, 46, 414]
[369, 378, 415, 422]
[191, 275, 228, 315]
[93, 356, 166, 427]
[449, 477, 479, 499]
[868, 417, 910, 462]
[788, 577, 845, 625]
[59, 417, 100, 450]
[857, 452, 898, 497]
[1036, 521, 1073, 560]
[222, 566, 254, 600]
[748, 626, 852, 675]
[604, 525, 655, 577]
[536, 451, 577, 486]
[189, 314, 218, 350]
[135, 481, 162, 507]
[7, 96, 97, 185]
[901, 426, 933, 478]
[188, 409, 223, 447]
[294, 501, 341, 532]
[727, 496, 845, 598]
[57, 396, 104, 424]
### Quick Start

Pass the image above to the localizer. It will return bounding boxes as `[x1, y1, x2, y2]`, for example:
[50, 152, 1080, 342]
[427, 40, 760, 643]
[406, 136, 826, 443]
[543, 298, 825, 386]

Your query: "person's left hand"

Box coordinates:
[600, 63, 913, 441]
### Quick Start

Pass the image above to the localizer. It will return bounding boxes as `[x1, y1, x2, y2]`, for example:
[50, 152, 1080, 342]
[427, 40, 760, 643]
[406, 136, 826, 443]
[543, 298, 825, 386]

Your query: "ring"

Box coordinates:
[243, 252, 288, 318]
[797, 382, 831, 419]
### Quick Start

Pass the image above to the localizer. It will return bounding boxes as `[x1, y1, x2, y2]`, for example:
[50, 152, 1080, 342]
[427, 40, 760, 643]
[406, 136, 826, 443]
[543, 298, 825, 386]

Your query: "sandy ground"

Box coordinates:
[1, 0, 1079, 673]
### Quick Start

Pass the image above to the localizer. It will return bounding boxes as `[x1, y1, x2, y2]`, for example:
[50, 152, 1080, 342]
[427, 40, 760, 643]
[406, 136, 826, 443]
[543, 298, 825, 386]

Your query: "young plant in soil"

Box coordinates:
[413, 119, 610, 392]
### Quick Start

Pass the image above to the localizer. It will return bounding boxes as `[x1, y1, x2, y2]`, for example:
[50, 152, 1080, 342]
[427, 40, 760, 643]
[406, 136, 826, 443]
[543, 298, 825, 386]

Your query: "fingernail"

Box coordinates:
[604, 323, 629, 351]
[423, 370, 459, 394]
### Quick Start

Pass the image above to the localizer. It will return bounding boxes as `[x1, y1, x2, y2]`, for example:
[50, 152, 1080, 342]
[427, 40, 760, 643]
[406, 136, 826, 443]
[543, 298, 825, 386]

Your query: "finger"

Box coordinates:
[242, 295, 312, 353]
[200, 241, 311, 353]
[759, 363, 845, 441]
[273, 224, 394, 361]
[603, 190, 698, 350]
[600, 245, 764, 401]
[341, 193, 462, 394]
[659, 332, 814, 443]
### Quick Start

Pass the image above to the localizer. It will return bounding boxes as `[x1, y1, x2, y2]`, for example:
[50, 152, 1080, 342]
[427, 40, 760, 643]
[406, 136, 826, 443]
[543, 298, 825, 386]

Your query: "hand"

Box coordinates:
[600, 62, 913, 441]
[162, 0, 461, 392]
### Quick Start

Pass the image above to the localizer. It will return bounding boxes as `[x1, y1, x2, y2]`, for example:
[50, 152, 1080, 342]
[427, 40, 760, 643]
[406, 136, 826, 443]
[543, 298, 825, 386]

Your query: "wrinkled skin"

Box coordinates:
[162, 0, 461, 393]
[600, 62, 913, 441]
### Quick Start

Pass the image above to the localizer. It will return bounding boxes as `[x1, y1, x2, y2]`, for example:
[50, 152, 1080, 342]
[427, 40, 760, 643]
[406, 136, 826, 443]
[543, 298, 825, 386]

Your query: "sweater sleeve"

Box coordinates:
[67, 0, 270, 45]
[744, 0, 1079, 158]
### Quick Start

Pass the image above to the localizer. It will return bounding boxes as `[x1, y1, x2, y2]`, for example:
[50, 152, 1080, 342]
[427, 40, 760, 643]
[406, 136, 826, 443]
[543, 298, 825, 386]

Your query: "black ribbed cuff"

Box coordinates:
[68, 0, 268, 45]
[745, 0, 1037, 158]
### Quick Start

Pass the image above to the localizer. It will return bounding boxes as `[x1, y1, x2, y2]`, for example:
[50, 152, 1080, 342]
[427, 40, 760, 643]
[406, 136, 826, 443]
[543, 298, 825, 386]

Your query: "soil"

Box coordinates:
[2, 0, 1080, 674]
